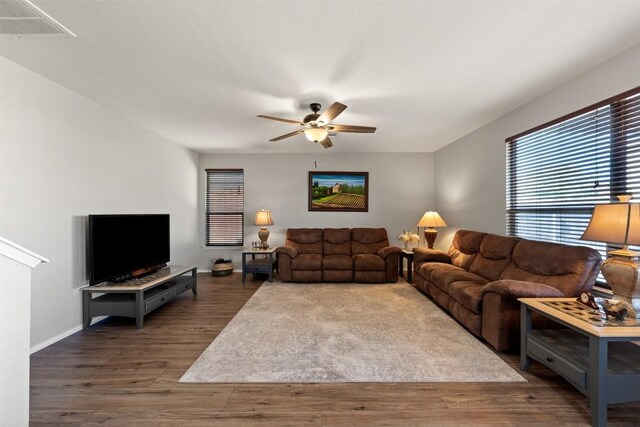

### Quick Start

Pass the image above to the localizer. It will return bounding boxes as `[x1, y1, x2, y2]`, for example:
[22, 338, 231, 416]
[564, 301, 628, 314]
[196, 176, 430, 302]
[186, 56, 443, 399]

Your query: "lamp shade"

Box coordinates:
[417, 211, 448, 228]
[580, 202, 640, 246]
[254, 209, 274, 226]
[304, 127, 328, 143]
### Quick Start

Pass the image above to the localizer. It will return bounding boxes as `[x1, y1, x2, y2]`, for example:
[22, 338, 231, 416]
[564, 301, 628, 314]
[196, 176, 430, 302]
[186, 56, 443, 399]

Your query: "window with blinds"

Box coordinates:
[506, 87, 640, 274]
[205, 169, 244, 246]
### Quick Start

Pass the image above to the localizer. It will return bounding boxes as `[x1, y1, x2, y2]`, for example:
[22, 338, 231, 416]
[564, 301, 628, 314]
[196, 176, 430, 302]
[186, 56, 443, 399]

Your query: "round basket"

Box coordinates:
[211, 262, 233, 277]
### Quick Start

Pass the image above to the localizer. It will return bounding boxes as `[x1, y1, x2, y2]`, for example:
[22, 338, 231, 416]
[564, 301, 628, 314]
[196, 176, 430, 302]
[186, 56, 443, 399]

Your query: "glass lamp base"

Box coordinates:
[601, 254, 640, 318]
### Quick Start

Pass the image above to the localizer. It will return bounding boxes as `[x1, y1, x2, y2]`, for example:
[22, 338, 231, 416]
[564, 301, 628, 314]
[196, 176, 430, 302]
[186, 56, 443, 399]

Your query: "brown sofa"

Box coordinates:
[413, 230, 602, 351]
[277, 228, 401, 283]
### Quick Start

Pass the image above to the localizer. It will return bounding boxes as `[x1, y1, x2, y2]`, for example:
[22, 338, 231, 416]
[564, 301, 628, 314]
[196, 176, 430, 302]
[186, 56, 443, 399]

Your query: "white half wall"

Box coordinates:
[433, 43, 640, 250]
[197, 153, 435, 270]
[0, 57, 199, 351]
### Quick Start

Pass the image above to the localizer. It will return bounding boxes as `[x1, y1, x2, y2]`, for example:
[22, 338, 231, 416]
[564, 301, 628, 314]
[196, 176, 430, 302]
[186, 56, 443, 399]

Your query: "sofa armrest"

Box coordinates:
[481, 279, 565, 299]
[377, 246, 402, 259]
[276, 246, 298, 258]
[412, 248, 451, 264]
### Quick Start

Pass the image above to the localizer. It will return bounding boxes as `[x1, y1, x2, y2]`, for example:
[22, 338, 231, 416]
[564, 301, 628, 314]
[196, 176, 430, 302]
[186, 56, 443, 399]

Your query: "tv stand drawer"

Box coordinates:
[174, 277, 196, 294]
[145, 288, 176, 313]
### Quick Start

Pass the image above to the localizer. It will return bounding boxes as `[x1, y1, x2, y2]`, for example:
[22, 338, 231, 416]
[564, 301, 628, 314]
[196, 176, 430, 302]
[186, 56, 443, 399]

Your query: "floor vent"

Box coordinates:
[0, 0, 75, 36]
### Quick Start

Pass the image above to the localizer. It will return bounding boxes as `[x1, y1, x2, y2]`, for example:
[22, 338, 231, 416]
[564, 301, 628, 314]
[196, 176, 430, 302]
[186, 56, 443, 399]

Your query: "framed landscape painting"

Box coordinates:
[308, 171, 369, 212]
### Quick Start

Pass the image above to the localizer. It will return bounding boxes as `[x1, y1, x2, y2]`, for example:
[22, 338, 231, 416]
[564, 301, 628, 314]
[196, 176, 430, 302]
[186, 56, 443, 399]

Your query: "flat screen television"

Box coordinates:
[88, 214, 170, 285]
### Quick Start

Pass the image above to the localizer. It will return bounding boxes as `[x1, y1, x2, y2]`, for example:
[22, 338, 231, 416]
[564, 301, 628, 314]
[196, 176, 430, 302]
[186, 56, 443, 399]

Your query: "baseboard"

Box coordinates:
[30, 316, 107, 354]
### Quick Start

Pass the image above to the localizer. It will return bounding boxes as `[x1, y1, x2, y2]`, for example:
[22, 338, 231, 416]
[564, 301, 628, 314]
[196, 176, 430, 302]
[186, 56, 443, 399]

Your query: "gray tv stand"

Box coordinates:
[82, 266, 197, 329]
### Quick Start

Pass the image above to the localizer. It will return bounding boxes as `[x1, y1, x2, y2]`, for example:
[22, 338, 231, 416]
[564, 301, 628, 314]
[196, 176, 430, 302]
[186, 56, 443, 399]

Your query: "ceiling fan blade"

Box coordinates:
[319, 136, 333, 149]
[330, 124, 377, 133]
[257, 115, 305, 126]
[269, 130, 304, 142]
[317, 102, 347, 124]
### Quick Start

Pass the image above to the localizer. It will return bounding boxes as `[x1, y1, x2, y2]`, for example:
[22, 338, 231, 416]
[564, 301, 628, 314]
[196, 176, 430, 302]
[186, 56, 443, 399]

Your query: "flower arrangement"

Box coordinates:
[398, 230, 420, 249]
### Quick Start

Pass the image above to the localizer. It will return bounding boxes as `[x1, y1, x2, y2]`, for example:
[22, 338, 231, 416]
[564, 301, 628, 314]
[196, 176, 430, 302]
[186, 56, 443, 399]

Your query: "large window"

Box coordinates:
[205, 169, 244, 246]
[506, 87, 640, 266]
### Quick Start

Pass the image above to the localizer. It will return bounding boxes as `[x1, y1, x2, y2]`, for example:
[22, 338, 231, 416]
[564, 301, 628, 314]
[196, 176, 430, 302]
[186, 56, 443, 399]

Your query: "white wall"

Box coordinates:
[197, 153, 435, 270]
[0, 58, 199, 351]
[433, 43, 640, 250]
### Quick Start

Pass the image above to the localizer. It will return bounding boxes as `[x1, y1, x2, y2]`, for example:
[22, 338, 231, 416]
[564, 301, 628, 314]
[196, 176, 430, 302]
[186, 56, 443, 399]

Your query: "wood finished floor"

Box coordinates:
[30, 273, 640, 426]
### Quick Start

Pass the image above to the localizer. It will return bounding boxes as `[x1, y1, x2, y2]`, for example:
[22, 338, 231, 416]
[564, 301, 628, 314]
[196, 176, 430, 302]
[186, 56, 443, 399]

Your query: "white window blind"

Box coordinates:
[506, 87, 640, 279]
[206, 169, 244, 246]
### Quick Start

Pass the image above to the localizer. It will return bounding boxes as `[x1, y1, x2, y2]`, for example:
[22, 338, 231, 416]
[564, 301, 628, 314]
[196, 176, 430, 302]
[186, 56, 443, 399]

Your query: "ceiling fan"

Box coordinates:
[257, 102, 376, 149]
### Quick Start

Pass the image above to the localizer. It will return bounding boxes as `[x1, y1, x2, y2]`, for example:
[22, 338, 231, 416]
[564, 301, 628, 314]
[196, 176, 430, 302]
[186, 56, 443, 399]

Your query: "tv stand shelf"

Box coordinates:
[82, 266, 197, 329]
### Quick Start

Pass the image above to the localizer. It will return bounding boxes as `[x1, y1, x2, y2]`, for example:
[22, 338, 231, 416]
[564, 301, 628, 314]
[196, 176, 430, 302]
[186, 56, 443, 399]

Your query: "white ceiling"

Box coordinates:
[1, 1, 640, 154]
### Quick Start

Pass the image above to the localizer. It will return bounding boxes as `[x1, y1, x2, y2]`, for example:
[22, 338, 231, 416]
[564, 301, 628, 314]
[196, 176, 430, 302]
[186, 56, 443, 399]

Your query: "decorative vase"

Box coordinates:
[403, 242, 409, 251]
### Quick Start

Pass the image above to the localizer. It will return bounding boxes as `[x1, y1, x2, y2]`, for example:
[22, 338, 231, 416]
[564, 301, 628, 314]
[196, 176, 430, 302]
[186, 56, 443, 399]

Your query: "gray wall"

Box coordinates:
[0, 58, 199, 351]
[433, 44, 640, 250]
[197, 153, 435, 270]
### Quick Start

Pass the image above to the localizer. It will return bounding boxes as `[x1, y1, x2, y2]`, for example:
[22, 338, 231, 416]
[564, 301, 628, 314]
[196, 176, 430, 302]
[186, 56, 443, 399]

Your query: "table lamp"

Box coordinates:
[417, 211, 447, 249]
[580, 195, 640, 318]
[254, 208, 274, 249]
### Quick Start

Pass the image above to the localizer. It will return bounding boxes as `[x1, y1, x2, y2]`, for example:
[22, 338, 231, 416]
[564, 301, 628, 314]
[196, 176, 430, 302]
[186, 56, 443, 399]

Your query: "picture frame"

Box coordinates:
[308, 171, 369, 212]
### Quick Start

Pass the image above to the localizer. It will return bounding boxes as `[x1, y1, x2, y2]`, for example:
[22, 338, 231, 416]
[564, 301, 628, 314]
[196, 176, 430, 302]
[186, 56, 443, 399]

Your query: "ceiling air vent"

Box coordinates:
[0, 0, 75, 36]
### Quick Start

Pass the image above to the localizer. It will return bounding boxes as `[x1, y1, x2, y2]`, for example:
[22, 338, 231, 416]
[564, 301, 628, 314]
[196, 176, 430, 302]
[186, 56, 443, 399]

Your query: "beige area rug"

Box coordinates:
[180, 281, 525, 383]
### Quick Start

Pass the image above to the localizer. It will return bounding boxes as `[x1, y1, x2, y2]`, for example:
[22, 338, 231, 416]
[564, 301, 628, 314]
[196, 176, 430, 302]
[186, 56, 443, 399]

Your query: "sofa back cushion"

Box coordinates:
[351, 228, 389, 255]
[448, 230, 487, 271]
[323, 228, 351, 256]
[499, 239, 602, 295]
[469, 234, 520, 281]
[285, 228, 323, 255]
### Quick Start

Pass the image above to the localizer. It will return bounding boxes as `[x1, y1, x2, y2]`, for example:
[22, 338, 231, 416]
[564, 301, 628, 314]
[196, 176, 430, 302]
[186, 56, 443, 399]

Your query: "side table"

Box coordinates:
[242, 247, 277, 284]
[519, 297, 640, 427]
[398, 249, 414, 283]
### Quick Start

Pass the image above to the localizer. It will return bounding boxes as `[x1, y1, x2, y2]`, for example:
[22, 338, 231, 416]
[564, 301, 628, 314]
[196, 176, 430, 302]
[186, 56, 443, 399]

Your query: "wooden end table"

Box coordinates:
[519, 297, 640, 427]
[242, 247, 277, 284]
[398, 249, 414, 283]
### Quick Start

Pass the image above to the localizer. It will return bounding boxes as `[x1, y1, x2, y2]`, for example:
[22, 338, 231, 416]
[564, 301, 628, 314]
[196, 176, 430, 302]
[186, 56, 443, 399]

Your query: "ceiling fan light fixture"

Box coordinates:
[304, 127, 328, 143]
[257, 101, 376, 149]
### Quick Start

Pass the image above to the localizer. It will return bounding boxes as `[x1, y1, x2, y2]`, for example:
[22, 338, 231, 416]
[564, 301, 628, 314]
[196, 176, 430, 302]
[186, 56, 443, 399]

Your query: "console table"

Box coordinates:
[81, 266, 197, 329]
[519, 298, 640, 427]
[242, 247, 277, 284]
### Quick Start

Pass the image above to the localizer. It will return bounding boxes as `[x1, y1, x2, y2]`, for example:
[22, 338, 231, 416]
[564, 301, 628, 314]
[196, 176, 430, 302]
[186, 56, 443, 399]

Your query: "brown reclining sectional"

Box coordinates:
[413, 229, 602, 351]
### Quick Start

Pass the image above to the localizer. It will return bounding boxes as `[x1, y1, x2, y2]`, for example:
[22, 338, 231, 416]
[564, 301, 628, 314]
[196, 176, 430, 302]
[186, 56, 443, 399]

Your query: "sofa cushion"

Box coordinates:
[353, 254, 385, 271]
[290, 254, 322, 270]
[448, 230, 487, 270]
[351, 228, 389, 255]
[323, 255, 353, 270]
[469, 234, 520, 281]
[323, 228, 351, 256]
[500, 239, 602, 295]
[416, 262, 465, 282]
[430, 268, 488, 294]
[285, 228, 323, 255]
[448, 281, 485, 314]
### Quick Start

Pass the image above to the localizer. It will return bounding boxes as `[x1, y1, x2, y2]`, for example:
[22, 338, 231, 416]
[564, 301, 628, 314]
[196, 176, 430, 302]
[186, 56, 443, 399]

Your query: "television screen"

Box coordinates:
[89, 214, 170, 285]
